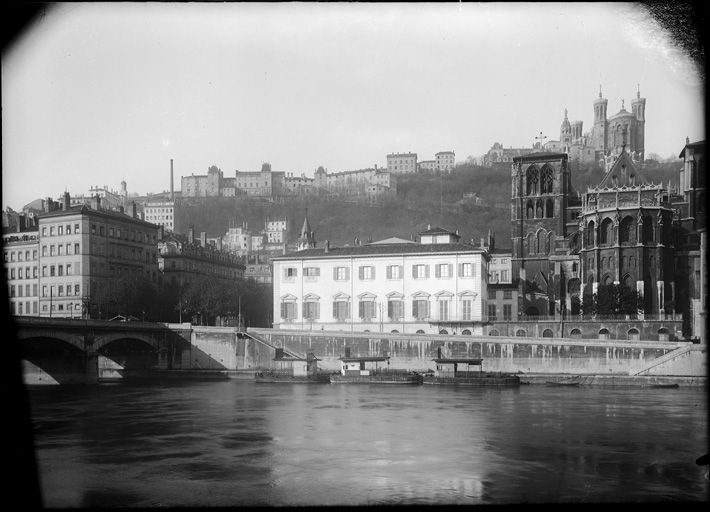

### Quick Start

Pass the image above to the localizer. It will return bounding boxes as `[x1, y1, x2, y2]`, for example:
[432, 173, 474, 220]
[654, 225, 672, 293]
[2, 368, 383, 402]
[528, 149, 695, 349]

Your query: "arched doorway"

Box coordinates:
[658, 327, 670, 341]
[439, 329, 448, 335]
[542, 329, 554, 338]
[570, 328, 582, 339]
[488, 329, 499, 336]
[627, 328, 640, 341]
[461, 329, 471, 335]
[515, 329, 526, 337]
[416, 330, 425, 334]
[390, 330, 399, 334]
[599, 328, 610, 340]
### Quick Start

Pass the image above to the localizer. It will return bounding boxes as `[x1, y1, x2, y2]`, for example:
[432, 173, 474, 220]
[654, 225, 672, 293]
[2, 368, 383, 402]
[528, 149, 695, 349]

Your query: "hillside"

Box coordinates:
[174, 160, 681, 250]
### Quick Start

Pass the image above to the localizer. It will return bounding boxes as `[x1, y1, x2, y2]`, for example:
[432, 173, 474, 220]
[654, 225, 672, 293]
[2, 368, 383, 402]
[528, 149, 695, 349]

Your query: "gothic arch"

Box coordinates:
[545, 198, 554, 218]
[619, 215, 636, 244]
[536, 229, 547, 254]
[527, 232, 536, 255]
[526, 166, 539, 195]
[642, 215, 654, 242]
[600, 218, 613, 245]
[540, 166, 553, 194]
[536, 199, 544, 218]
[526, 200, 534, 219]
[586, 220, 595, 246]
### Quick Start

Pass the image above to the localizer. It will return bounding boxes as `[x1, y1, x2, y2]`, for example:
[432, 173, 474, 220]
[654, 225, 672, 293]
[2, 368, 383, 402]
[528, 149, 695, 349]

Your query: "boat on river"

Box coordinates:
[255, 351, 331, 383]
[329, 355, 423, 384]
[422, 357, 521, 386]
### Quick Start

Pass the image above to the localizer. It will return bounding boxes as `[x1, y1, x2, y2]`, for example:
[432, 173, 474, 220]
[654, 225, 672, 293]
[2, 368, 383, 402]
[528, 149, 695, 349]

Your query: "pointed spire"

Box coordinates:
[599, 84, 602, 98]
[637, 83, 640, 99]
[621, 99, 625, 110]
[300, 208, 311, 238]
[564, 108, 568, 119]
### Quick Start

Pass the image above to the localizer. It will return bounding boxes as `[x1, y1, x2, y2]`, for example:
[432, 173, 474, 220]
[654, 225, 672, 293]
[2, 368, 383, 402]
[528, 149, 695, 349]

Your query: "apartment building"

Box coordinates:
[435, 151, 456, 173]
[272, 224, 489, 334]
[4, 224, 40, 316]
[36, 193, 160, 318]
[386, 152, 418, 174]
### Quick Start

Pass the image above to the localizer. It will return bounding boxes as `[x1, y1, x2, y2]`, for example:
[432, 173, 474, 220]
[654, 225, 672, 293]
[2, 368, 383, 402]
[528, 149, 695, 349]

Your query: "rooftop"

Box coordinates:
[272, 242, 487, 260]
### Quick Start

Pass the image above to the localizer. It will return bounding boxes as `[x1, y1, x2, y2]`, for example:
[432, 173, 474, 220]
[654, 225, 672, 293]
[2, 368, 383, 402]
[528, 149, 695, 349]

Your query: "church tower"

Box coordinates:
[560, 109, 572, 149]
[296, 209, 316, 251]
[593, 85, 608, 153]
[630, 84, 646, 161]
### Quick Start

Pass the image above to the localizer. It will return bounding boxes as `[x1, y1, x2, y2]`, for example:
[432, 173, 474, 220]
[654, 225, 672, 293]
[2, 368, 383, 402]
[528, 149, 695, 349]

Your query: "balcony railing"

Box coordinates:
[485, 312, 683, 323]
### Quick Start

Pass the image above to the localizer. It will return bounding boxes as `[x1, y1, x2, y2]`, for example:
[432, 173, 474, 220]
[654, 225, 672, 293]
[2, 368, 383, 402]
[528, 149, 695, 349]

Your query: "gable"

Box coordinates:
[596, 151, 649, 189]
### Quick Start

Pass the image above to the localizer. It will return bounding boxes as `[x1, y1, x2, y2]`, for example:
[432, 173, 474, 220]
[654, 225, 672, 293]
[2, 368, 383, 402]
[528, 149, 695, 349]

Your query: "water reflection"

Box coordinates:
[28, 382, 708, 506]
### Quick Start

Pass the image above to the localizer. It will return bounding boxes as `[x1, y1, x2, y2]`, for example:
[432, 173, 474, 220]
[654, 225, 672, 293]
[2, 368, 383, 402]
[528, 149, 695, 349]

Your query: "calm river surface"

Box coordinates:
[27, 380, 708, 506]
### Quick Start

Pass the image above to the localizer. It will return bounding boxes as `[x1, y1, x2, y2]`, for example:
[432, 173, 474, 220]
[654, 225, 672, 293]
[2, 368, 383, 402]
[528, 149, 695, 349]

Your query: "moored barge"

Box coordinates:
[329, 355, 423, 384]
[255, 351, 331, 383]
[422, 357, 520, 386]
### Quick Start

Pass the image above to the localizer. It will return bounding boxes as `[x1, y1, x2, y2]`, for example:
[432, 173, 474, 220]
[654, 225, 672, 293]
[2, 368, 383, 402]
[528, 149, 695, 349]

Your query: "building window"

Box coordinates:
[501, 270, 509, 282]
[74, 243, 80, 254]
[488, 304, 497, 320]
[386, 265, 402, 279]
[358, 300, 376, 321]
[302, 301, 320, 320]
[50, 266, 55, 277]
[439, 300, 449, 321]
[413, 264, 429, 279]
[333, 300, 350, 320]
[412, 299, 430, 320]
[91, 224, 96, 235]
[460, 263, 474, 277]
[58, 265, 63, 276]
[280, 301, 297, 321]
[50, 226, 55, 236]
[284, 267, 298, 279]
[334, 267, 350, 281]
[50, 245, 55, 256]
[304, 267, 320, 277]
[503, 304, 512, 320]
[75, 223, 80, 233]
[388, 300, 403, 320]
[503, 290, 513, 299]
[359, 266, 375, 280]
[462, 299, 472, 320]
[436, 264, 452, 278]
[488, 289, 497, 300]
[75, 284, 80, 295]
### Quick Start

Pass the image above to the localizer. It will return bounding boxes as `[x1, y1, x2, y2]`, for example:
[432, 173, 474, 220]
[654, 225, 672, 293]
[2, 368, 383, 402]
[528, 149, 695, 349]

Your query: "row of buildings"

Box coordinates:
[180, 164, 397, 202]
[483, 86, 646, 168]
[3, 192, 252, 319]
[272, 135, 705, 342]
[386, 150, 456, 174]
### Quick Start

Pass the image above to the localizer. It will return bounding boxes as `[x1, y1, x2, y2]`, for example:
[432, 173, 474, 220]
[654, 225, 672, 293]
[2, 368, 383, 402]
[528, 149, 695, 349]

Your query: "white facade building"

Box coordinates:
[272, 227, 489, 334]
[435, 151, 456, 173]
[386, 152, 418, 174]
[142, 200, 175, 232]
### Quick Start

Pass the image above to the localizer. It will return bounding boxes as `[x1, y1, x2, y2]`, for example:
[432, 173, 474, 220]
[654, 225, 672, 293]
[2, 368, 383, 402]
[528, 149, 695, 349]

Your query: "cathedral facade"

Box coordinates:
[511, 138, 705, 340]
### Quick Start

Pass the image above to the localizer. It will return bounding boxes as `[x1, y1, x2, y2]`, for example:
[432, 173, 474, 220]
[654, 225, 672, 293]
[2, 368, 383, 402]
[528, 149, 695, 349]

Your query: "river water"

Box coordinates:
[27, 380, 708, 506]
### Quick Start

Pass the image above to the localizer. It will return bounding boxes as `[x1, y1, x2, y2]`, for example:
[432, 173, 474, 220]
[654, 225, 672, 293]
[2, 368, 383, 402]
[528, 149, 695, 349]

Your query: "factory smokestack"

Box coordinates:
[170, 159, 174, 201]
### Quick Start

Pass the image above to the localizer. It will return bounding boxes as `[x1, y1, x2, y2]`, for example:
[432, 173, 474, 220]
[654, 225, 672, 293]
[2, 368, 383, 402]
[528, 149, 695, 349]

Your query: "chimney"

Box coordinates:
[44, 197, 52, 213]
[91, 194, 101, 210]
[16, 214, 25, 233]
[63, 192, 70, 210]
[325, 240, 330, 253]
[217, 238, 222, 251]
[188, 226, 194, 244]
[131, 201, 137, 218]
[170, 158, 174, 201]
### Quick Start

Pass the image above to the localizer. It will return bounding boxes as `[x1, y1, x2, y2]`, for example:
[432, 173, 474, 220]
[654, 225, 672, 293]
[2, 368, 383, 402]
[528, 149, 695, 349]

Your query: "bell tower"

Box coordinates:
[593, 85, 608, 153]
[630, 84, 646, 160]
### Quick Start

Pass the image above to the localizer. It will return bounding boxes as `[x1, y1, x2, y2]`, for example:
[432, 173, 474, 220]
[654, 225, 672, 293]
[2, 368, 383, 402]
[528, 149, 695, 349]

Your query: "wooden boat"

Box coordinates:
[329, 355, 423, 384]
[545, 378, 581, 387]
[645, 383, 679, 389]
[255, 352, 331, 383]
[422, 357, 521, 387]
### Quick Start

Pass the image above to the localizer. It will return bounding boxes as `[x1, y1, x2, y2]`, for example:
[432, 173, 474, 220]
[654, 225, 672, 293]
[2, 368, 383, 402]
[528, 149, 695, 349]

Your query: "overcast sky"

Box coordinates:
[2, 2, 704, 210]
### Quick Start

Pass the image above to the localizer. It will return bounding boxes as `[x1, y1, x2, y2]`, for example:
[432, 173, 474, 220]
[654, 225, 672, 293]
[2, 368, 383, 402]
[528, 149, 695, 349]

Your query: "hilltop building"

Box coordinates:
[387, 152, 418, 174]
[435, 151, 456, 173]
[544, 86, 646, 166]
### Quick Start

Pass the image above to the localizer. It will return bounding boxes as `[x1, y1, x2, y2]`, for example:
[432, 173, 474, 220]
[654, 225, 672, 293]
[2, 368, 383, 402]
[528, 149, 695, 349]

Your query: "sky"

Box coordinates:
[2, 2, 704, 210]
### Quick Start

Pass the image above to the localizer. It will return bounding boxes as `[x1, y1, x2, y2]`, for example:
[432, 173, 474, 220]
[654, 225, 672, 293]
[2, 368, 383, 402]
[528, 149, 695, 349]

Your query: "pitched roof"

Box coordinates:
[368, 236, 416, 245]
[679, 140, 705, 158]
[272, 242, 487, 260]
[595, 150, 649, 189]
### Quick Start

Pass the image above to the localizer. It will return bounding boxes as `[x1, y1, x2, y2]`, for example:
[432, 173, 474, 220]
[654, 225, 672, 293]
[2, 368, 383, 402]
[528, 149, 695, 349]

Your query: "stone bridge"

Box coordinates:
[13, 317, 194, 385]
